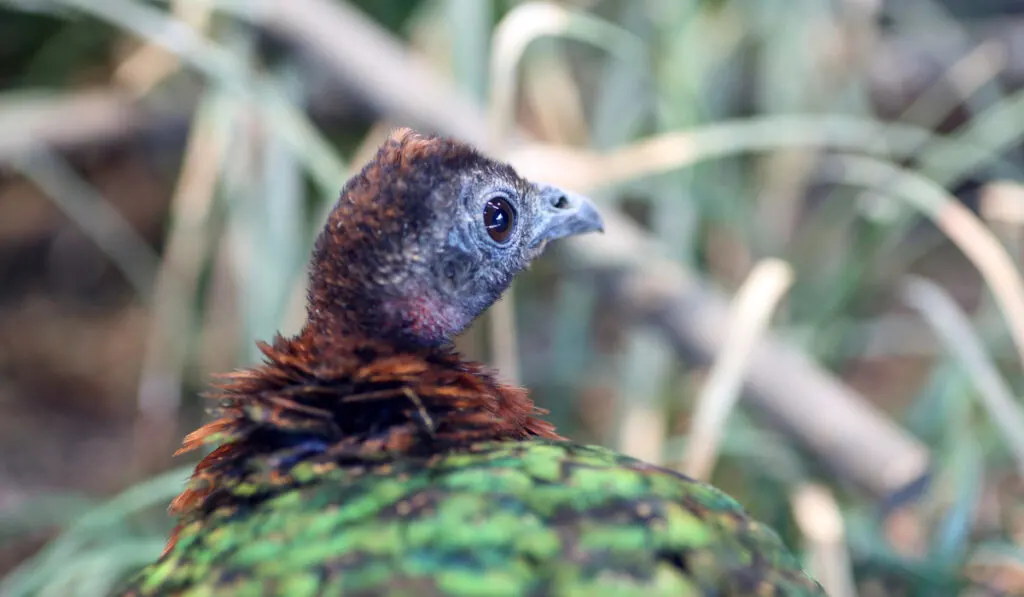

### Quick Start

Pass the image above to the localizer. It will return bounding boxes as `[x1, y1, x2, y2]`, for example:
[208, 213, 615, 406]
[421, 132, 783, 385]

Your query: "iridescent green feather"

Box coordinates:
[118, 440, 825, 597]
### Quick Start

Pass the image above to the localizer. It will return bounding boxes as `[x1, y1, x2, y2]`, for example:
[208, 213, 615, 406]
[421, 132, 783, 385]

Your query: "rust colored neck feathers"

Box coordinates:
[180, 330, 559, 462]
[167, 331, 561, 528]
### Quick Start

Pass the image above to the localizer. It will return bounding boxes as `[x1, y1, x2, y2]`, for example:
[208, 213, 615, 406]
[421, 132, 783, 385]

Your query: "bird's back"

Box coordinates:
[121, 440, 823, 597]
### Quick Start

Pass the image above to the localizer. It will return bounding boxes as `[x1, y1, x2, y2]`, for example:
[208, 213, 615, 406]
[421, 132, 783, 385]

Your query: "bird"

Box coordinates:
[116, 128, 826, 597]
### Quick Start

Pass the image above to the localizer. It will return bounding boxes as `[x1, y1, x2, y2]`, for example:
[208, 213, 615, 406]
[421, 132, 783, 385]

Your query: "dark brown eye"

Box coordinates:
[483, 196, 515, 243]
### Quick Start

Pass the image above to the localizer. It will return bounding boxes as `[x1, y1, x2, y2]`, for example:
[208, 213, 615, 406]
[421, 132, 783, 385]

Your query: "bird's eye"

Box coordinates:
[483, 196, 515, 244]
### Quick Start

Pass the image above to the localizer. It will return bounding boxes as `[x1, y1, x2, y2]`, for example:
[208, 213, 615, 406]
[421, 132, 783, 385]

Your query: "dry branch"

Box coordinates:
[561, 203, 931, 499]
[258, 0, 491, 148]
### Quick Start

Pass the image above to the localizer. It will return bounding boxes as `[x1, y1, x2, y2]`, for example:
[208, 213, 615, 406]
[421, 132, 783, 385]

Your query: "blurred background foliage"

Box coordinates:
[0, 0, 1023, 595]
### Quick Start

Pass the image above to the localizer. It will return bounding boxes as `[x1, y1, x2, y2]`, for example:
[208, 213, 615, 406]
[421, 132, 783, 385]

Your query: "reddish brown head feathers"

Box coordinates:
[305, 128, 603, 348]
[304, 129, 507, 346]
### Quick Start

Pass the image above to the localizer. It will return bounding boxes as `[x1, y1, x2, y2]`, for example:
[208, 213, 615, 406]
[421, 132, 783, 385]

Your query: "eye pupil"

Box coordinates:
[483, 197, 515, 243]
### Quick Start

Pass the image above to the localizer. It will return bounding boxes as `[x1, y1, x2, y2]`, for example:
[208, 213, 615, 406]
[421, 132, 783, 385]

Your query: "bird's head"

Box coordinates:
[305, 128, 603, 348]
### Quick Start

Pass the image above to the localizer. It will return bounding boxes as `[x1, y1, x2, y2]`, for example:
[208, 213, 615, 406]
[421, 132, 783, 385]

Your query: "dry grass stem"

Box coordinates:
[682, 258, 796, 481]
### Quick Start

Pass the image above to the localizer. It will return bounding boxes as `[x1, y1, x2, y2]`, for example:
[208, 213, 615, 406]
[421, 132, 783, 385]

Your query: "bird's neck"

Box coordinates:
[307, 290, 472, 350]
[166, 328, 561, 541]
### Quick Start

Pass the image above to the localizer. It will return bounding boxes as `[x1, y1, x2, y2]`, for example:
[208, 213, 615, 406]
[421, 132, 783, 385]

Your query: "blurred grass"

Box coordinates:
[0, 0, 1023, 595]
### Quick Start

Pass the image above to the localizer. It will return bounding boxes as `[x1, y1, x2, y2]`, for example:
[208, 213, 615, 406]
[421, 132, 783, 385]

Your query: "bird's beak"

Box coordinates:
[529, 184, 605, 248]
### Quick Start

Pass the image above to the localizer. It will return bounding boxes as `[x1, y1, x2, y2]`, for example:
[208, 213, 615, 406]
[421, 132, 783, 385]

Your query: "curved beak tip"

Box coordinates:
[570, 196, 604, 234]
[533, 185, 605, 244]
